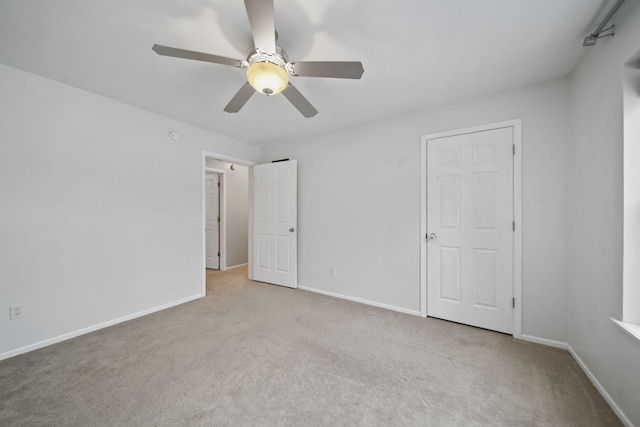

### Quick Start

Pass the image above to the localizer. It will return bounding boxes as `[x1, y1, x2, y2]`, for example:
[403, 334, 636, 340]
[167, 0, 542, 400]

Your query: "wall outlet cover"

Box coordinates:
[10, 304, 24, 320]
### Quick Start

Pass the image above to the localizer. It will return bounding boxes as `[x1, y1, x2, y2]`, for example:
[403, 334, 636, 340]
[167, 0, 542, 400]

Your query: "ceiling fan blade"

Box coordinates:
[244, 0, 276, 54]
[288, 61, 364, 79]
[152, 44, 244, 68]
[223, 82, 255, 113]
[282, 84, 318, 118]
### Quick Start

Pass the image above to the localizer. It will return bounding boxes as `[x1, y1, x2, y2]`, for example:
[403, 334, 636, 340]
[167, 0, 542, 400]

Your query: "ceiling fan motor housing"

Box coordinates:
[246, 46, 291, 95]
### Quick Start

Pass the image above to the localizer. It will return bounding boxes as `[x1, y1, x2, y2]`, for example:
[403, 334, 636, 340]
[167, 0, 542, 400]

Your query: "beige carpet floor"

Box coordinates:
[0, 267, 621, 426]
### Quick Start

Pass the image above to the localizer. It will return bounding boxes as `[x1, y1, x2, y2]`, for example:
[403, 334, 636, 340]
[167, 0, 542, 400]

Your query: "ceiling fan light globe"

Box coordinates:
[246, 62, 288, 95]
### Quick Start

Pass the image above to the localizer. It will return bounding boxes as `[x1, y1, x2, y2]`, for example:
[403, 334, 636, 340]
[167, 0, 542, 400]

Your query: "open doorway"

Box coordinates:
[203, 155, 251, 295]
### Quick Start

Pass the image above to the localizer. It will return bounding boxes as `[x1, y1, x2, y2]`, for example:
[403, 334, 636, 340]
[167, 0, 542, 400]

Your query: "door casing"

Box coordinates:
[420, 119, 523, 338]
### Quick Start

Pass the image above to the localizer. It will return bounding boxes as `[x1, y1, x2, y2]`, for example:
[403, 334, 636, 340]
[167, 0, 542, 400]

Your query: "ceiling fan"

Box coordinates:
[152, 0, 364, 118]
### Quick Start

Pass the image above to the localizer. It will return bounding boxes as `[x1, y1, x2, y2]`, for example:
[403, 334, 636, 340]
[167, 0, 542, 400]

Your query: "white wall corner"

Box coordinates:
[0, 294, 202, 362]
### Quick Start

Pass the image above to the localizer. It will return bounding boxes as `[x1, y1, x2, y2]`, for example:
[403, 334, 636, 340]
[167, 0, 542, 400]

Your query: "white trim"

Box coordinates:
[512, 120, 523, 339]
[201, 151, 255, 167]
[420, 140, 428, 317]
[520, 334, 568, 350]
[0, 294, 202, 362]
[247, 167, 254, 281]
[568, 345, 634, 427]
[611, 317, 640, 343]
[519, 334, 634, 426]
[420, 119, 523, 338]
[224, 262, 248, 270]
[201, 155, 207, 297]
[298, 286, 421, 316]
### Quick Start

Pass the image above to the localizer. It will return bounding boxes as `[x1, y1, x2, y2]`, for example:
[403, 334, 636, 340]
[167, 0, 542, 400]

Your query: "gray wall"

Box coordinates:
[0, 63, 259, 358]
[206, 158, 249, 268]
[262, 77, 570, 341]
[567, 1, 640, 424]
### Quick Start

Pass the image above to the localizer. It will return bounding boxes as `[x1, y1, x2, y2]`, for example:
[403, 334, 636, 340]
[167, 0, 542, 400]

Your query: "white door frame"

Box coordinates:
[420, 119, 523, 338]
[205, 169, 224, 271]
[201, 151, 256, 297]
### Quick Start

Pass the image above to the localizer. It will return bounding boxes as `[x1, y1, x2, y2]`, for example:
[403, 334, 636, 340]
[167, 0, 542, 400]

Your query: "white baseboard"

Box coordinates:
[520, 334, 569, 350]
[298, 285, 421, 317]
[488, 334, 632, 426]
[0, 294, 202, 362]
[223, 262, 248, 271]
[568, 345, 634, 427]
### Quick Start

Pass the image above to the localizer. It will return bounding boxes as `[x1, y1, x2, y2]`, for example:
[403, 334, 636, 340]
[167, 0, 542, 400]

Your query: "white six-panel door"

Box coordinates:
[205, 173, 220, 270]
[252, 160, 297, 288]
[427, 127, 514, 334]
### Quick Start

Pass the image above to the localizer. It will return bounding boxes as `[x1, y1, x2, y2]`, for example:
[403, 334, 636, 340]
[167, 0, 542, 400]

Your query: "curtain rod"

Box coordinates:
[583, 0, 626, 46]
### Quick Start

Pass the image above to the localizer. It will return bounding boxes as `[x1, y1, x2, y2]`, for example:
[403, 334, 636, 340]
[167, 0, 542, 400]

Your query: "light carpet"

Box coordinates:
[0, 267, 621, 426]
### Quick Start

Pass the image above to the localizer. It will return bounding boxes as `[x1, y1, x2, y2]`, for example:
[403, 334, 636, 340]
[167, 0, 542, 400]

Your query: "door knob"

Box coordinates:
[289, 227, 295, 232]
[426, 233, 437, 240]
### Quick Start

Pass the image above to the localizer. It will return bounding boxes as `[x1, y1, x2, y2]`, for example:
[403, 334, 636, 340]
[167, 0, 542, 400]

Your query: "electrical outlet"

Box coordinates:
[330, 267, 337, 277]
[10, 304, 24, 320]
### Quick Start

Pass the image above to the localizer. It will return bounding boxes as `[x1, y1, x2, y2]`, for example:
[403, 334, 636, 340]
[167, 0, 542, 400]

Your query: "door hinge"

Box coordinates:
[512, 297, 515, 308]
[513, 144, 516, 156]
[217, 251, 220, 257]
[512, 221, 515, 231]
[217, 216, 220, 223]
[217, 182, 220, 188]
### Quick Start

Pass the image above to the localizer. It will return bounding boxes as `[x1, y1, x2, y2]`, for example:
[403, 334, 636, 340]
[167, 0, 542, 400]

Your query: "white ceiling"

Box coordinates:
[0, 0, 615, 146]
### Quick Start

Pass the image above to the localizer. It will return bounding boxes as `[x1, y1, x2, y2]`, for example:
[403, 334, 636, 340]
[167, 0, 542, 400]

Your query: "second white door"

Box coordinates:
[427, 127, 514, 334]
[206, 173, 220, 270]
